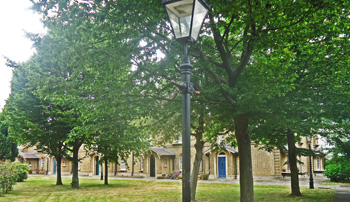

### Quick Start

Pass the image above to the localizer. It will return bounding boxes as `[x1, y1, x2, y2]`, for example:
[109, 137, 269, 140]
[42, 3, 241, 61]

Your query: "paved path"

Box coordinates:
[334, 186, 350, 202]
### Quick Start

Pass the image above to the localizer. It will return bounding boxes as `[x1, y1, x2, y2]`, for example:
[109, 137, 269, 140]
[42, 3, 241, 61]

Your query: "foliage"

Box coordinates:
[0, 161, 29, 196]
[0, 113, 18, 162]
[0, 161, 16, 195]
[324, 163, 350, 182]
[7, 0, 349, 200]
[14, 162, 30, 182]
[322, 126, 350, 182]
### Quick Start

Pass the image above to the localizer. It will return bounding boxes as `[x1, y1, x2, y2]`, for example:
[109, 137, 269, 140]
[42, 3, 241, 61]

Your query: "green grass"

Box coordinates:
[0, 176, 334, 202]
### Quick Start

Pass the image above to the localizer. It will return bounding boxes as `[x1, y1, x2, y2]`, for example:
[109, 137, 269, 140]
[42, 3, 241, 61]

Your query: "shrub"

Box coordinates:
[201, 174, 209, 180]
[0, 161, 16, 195]
[324, 163, 350, 182]
[0, 161, 30, 196]
[14, 163, 29, 182]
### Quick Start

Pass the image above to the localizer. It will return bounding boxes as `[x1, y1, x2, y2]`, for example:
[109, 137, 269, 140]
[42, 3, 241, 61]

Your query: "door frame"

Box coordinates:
[150, 155, 156, 177]
[95, 156, 99, 175]
[218, 152, 226, 178]
[53, 158, 57, 174]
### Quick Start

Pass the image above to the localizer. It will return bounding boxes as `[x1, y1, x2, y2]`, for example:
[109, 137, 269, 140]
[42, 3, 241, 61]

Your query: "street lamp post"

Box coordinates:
[161, 1, 210, 201]
[306, 136, 314, 189]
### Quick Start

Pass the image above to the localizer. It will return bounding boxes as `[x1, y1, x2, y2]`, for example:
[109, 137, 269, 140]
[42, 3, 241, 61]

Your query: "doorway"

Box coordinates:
[218, 152, 226, 178]
[53, 158, 57, 174]
[150, 155, 155, 177]
[95, 156, 100, 175]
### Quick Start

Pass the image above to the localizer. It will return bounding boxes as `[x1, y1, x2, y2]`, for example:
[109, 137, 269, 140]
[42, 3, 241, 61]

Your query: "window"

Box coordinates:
[179, 155, 183, 170]
[41, 158, 44, 169]
[78, 159, 80, 171]
[173, 133, 182, 144]
[287, 156, 290, 171]
[63, 161, 66, 167]
[218, 135, 223, 143]
[164, 159, 167, 168]
[140, 157, 144, 171]
[316, 157, 320, 170]
[120, 160, 127, 171]
[178, 135, 182, 143]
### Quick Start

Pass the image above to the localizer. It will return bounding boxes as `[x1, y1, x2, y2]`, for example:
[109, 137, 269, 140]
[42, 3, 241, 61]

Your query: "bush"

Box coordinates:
[0, 161, 16, 195]
[14, 163, 29, 182]
[0, 161, 30, 196]
[201, 174, 209, 180]
[324, 163, 350, 182]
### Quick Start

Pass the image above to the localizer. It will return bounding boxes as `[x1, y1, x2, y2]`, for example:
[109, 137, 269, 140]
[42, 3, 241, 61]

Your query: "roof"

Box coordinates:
[19, 153, 40, 159]
[314, 151, 325, 156]
[204, 143, 238, 155]
[150, 147, 176, 157]
[223, 143, 238, 154]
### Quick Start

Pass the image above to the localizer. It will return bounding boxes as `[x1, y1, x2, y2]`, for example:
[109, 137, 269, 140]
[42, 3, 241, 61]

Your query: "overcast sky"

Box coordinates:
[0, 0, 46, 111]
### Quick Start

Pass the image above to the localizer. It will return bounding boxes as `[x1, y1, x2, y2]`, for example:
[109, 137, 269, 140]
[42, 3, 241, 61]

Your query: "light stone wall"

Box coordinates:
[251, 145, 275, 176]
[16, 135, 325, 178]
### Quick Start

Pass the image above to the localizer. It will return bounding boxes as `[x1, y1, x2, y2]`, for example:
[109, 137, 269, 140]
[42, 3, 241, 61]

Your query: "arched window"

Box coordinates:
[41, 158, 44, 169]
[179, 154, 183, 170]
[140, 157, 144, 171]
[120, 160, 127, 171]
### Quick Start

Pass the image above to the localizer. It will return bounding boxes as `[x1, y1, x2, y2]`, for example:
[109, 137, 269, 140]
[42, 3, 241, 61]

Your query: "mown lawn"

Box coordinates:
[0, 176, 334, 202]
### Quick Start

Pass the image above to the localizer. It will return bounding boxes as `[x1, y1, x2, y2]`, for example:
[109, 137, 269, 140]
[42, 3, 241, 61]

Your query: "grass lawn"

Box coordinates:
[0, 176, 334, 202]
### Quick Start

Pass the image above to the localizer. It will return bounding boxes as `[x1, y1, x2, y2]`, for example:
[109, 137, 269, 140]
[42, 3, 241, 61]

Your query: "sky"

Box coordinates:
[0, 0, 46, 111]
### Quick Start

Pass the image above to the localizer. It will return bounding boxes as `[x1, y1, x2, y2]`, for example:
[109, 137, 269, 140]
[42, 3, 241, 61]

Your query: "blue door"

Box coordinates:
[53, 158, 57, 174]
[95, 157, 99, 175]
[218, 156, 226, 178]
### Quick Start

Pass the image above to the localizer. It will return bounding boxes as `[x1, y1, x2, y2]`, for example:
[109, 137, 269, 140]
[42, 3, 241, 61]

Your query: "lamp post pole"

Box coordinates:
[161, 1, 210, 201]
[308, 142, 314, 189]
[171, 43, 194, 201]
[181, 43, 193, 202]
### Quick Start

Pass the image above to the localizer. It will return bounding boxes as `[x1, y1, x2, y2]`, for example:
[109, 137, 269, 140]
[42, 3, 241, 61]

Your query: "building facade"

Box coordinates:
[17, 135, 325, 178]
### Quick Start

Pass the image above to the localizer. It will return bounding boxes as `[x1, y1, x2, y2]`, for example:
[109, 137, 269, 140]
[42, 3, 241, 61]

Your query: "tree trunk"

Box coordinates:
[104, 157, 108, 185]
[71, 144, 80, 188]
[235, 114, 254, 202]
[114, 156, 118, 176]
[286, 129, 302, 196]
[191, 133, 205, 201]
[55, 155, 63, 185]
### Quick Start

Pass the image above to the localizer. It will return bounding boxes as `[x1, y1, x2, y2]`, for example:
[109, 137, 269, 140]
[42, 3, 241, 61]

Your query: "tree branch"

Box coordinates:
[262, 6, 323, 32]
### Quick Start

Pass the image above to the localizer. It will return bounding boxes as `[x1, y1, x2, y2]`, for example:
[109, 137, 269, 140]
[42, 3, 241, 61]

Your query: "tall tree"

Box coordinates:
[3, 58, 77, 185]
[0, 113, 18, 162]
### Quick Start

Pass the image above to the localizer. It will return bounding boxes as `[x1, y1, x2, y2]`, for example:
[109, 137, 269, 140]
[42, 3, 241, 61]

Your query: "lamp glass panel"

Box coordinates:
[166, 0, 193, 39]
[191, 0, 208, 40]
[166, 8, 181, 38]
[166, 0, 193, 17]
[179, 15, 191, 38]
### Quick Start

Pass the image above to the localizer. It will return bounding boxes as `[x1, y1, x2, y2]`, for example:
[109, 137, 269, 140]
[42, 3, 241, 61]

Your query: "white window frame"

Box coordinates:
[120, 160, 127, 171]
[179, 155, 182, 170]
[41, 158, 44, 169]
[316, 156, 320, 170]
[140, 157, 144, 171]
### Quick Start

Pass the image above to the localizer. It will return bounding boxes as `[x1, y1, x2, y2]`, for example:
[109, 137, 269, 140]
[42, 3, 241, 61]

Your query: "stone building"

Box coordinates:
[16, 135, 325, 179]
